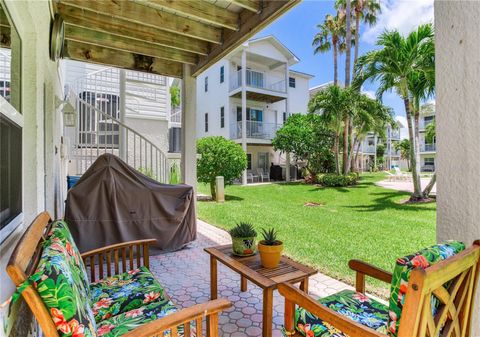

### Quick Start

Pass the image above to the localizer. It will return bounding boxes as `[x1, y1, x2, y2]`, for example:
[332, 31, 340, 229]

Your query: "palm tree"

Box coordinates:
[354, 24, 435, 201]
[312, 14, 345, 86]
[351, 95, 394, 171]
[308, 85, 349, 174]
[336, 0, 353, 174]
[394, 139, 411, 170]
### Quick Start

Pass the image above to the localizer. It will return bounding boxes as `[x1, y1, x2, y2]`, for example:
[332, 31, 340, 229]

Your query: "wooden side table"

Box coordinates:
[204, 245, 317, 337]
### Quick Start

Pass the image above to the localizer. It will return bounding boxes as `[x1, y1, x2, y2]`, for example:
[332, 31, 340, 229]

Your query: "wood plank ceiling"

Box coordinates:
[54, 0, 300, 78]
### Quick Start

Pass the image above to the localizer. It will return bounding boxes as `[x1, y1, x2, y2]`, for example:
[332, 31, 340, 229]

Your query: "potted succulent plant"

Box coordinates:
[229, 222, 257, 256]
[258, 228, 283, 268]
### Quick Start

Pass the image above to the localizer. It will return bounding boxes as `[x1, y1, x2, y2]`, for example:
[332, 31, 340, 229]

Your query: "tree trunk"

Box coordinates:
[210, 181, 216, 200]
[354, 10, 360, 72]
[343, 117, 349, 174]
[414, 111, 422, 178]
[345, 0, 352, 87]
[423, 172, 436, 197]
[334, 132, 340, 174]
[403, 98, 423, 200]
[333, 43, 338, 86]
[354, 139, 362, 171]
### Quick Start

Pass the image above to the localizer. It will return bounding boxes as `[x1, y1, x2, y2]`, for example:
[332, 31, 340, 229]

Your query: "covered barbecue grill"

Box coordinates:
[65, 153, 196, 253]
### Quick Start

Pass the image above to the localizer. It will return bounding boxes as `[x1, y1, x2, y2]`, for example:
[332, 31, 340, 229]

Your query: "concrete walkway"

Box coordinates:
[149, 220, 351, 337]
[376, 177, 436, 195]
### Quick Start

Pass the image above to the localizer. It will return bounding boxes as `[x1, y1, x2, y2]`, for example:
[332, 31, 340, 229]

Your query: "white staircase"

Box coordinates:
[69, 67, 170, 183]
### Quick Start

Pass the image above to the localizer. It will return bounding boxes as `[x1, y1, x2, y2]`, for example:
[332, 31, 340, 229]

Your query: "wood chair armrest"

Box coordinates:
[121, 298, 232, 337]
[278, 283, 385, 337]
[348, 259, 392, 293]
[81, 239, 157, 283]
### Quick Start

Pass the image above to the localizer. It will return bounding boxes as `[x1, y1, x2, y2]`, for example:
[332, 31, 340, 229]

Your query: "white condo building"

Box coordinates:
[419, 103, 436, 172]
[196, 36, 313, 184]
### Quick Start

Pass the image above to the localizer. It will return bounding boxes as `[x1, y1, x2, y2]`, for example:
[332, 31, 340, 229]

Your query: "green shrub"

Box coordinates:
[317, 173, 359, 187]
[169, 162, 180, 184]
[197, 136, 247, 199]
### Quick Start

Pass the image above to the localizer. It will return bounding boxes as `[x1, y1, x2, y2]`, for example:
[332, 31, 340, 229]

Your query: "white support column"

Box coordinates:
[436, 2, 480, 334]
[119, 69, 127, 161]
[241, 49, 248, 185]
[181, 64, 197, 193]
[284, 62, 291, 182]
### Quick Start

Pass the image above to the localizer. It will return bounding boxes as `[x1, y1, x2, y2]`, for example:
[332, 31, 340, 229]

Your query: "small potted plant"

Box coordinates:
[229, 222, 257, 256]
[258, 228, 283, 268]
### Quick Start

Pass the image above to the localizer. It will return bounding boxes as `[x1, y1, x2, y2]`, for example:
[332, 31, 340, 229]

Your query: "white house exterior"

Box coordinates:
[419, 103, 436, 172]
[196, 36, 313, 183]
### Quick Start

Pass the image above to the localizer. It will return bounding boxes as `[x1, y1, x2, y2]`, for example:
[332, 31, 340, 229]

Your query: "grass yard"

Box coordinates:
[197, 173, 436, 296]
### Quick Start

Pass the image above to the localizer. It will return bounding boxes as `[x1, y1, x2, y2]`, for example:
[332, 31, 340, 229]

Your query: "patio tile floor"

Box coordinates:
[149, 220, 351, 337]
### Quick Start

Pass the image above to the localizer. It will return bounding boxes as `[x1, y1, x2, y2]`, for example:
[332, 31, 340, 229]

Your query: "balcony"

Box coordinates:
[388, 130, 401, 140]
[230, 121, 282, 141]
[419, 118, 435, 130]
[421, 143, 436, 152]
[229, 69, 287, 103]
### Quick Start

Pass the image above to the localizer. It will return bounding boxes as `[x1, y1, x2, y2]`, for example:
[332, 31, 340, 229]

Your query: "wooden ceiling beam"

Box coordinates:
[56, 0, 222, 44]
[57, 6, 210, 56]
[63, 40, 183, 78]
[134, 0, 239, 30]
[229, 0, 261, 13]
[65, 25, 198, 65]
[193, 0, 300, 76]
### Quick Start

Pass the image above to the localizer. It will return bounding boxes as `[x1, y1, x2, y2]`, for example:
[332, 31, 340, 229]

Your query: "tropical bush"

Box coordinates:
[317, 173, 359, 187]
[272, 113, 335, 177]
[197, 136, 247, 199]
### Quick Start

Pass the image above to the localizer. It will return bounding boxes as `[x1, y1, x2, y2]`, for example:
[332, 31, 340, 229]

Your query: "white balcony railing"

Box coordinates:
[229, 69, 286, 93]
[230, 121, 283, 140]
[421, 144, 436, 152]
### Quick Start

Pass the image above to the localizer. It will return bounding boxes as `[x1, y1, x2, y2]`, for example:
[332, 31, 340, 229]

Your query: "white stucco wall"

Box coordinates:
[0, 0, 66, 335]
[196, 59, 230, 139]
[435, 2, 480, 334]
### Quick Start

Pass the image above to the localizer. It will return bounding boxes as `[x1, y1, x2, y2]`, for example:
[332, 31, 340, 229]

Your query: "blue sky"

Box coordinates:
[254, 0, 434, 131]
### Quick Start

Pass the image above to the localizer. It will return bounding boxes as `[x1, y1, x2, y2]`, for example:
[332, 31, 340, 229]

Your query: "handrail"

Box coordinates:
[73, 95, 170, 183]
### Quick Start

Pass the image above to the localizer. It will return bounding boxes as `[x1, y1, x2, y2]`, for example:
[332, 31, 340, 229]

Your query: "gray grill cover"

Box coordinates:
[65, 154, 196, 253]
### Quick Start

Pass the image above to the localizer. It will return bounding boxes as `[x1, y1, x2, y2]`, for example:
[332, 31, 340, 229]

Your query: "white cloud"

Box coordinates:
[394, 116, 409, 139]
[362, 90, 376, 99]
[362, 0, 434, 44]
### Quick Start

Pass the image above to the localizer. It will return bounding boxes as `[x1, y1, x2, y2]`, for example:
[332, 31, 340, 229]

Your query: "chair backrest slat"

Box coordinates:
[398, 241, 480, 337]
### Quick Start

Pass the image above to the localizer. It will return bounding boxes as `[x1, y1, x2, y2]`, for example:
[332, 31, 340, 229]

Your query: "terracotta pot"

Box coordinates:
[258, 240, 283, 268]
[231, 236, 257, 256]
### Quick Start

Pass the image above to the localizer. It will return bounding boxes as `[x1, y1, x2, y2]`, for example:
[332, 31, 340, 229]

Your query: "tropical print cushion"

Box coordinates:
[388, 240, 465, 336]
[96, 299, 179, 337]
[90, 267, 169, 323]
[295, 289, 389, 337]
[34, 220, 97, 337]
[47, 220, 91, 296]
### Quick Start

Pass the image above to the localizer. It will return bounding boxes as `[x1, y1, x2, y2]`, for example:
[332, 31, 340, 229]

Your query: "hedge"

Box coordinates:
[317, 173, 359, 187]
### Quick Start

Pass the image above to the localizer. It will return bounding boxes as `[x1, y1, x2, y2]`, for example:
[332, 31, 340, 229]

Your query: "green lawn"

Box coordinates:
[197, 173, 436, 296]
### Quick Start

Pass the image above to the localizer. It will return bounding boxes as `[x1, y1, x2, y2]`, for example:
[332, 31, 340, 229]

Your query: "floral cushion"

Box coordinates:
[388, 241, 465, 336]
[47, 220, 91, 296]
[90, 267, 169, 323]
[96, 299, 179, 337]
[34, 220, 97, 337]
[295, 289, 389, 337]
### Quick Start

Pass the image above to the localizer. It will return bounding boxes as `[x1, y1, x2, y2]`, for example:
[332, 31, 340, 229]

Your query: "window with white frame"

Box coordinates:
[0, 4, 23, 243]
[204, 113, 208, 132]
[220, 66, 224, 83]
[204, 76, 208, 92]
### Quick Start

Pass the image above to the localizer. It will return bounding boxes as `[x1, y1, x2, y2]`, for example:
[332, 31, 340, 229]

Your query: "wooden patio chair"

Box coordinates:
[7, 212, 230, 337]
[279, 240, 480, 337]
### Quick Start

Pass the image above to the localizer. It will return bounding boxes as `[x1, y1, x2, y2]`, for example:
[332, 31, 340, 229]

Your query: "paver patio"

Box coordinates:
[149, 219, 351, 337]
